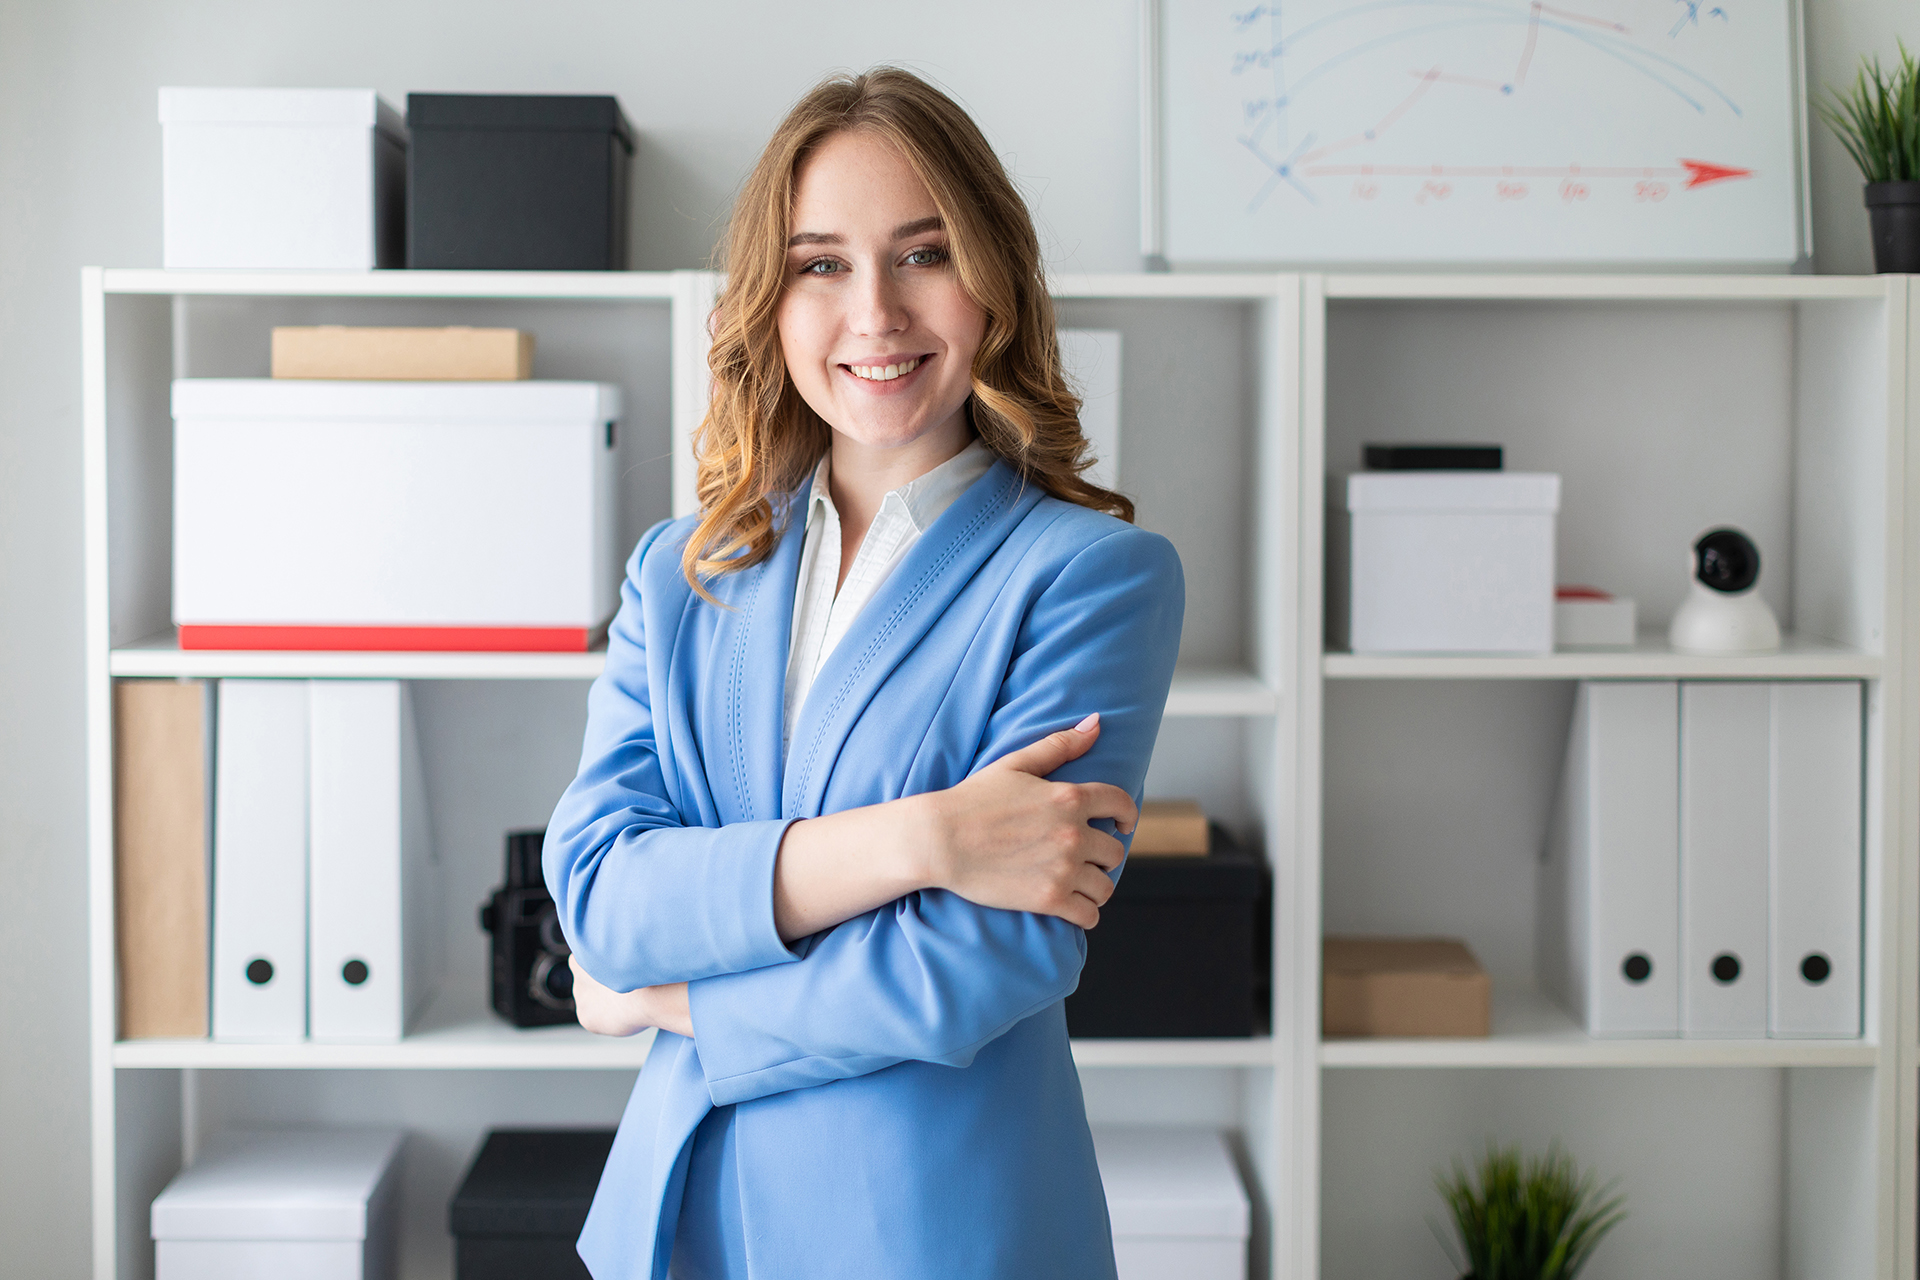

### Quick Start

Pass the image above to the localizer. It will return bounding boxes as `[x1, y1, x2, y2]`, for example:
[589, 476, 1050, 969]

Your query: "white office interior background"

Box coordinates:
[1, 0, 1913, 1275]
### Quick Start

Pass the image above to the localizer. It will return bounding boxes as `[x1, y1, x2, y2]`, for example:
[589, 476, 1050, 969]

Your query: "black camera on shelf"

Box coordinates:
[479, 829, 576, 1028]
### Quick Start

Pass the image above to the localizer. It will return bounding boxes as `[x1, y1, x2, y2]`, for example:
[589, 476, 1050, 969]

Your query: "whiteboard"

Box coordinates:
[1147, 0, 1807, 264]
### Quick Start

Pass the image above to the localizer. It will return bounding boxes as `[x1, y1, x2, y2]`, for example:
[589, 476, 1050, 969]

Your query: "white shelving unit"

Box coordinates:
[1295, 273, 1916, 1280]
[82, 268, 1298, 1279]
[82, 266, 1916, 1280]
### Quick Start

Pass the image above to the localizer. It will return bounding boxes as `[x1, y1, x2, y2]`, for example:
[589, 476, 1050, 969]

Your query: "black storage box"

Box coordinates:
[1065, 827, 1271, 1038]
[407, 94, 633, 270]
[449, 1128, 615, 1280]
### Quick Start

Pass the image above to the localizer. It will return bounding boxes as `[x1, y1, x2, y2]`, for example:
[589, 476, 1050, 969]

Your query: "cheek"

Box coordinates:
[775, 300, 830, 387]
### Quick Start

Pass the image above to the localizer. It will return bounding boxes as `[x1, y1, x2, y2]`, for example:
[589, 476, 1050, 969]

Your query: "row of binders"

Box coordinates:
[115, 679, 440, 1043]
[1541, 679, 1861, 1038]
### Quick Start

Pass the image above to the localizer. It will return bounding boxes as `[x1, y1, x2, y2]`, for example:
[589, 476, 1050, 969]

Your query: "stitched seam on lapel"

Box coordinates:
[789, 474, 1018, 803]
[727, 567, 763, 823]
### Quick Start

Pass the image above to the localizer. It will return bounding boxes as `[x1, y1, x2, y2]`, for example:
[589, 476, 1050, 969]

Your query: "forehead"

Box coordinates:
[789, 130, 939, 237]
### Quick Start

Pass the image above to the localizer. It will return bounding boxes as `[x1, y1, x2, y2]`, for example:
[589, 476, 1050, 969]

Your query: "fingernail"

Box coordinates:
[1075, 712, 1099, 732]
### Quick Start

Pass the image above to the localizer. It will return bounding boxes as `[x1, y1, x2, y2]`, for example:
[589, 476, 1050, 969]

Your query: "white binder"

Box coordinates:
[1769, 682, 1862, 1038]
[309, 681, 440, 1042]
[211, 681, 309, 1042]
[1678, 683, 1770, 1037]
[1540, 681, 1679, 1036]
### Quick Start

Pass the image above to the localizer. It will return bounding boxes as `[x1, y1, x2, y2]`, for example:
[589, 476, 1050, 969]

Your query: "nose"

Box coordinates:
[848, 260, 909, 338]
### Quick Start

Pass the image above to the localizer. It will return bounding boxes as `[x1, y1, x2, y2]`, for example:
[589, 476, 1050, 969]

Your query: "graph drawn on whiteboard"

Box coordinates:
[1155, 0, 1804, 263]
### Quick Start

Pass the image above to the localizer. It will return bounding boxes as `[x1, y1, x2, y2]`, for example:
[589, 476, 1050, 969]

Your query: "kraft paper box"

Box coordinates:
[1131, 800, 1210, 856]
[1322, 936, 1490, 1038]
[272, 327, 534, 381]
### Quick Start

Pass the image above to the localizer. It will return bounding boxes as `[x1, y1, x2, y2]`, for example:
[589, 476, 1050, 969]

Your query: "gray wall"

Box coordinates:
[0, 0, 1909, 1273]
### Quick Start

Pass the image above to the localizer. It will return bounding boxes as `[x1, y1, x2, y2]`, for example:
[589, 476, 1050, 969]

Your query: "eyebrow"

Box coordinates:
[786, 215, 946, 249]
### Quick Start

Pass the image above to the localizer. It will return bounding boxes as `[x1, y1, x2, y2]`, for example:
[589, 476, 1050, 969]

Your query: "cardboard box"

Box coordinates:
[172, 379, 619, 651]
[273, 327, 533, 381]
[1093, 1126, 1250, 1280]
[160, 88, 405, 270]
[1322, 937, 1490, 1038]
[1341, 471, 1560, 654]
[449, 1129, 614, 1280]
[1132, 800, 1210, 855]
[152, 1129, 403, 1280]
[407, 94, 632, 271]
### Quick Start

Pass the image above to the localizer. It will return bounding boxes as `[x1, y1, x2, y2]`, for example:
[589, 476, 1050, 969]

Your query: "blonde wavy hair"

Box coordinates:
[682, 66, 1133, 595]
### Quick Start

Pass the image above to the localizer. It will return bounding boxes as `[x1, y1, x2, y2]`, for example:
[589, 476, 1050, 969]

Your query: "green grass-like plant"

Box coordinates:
[1431, 1141, 1626, 1280]
[1818, 41, 1920, 184]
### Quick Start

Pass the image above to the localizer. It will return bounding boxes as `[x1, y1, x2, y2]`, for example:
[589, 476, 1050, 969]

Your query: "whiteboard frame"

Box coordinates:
[1137, 0, 1814, 270]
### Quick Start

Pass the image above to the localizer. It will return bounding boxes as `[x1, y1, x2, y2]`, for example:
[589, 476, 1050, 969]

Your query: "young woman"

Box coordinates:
[544, 67, 1184, 1280]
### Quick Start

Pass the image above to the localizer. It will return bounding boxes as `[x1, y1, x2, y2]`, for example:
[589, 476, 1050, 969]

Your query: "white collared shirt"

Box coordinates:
[784, 440, 996, 747]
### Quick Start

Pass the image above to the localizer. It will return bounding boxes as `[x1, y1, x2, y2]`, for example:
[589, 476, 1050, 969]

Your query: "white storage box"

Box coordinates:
[173, 380, 619, 651]
[1344, 471, 1560, 654]
[160, 88, 405, 269]
[1093, 1126, 1249, 1280]
[152, 1129, 403, 1280]
[1555, 587, 1638, 649]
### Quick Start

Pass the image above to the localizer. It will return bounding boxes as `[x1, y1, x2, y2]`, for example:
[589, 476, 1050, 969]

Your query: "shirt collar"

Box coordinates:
[806, 439, 996, 535]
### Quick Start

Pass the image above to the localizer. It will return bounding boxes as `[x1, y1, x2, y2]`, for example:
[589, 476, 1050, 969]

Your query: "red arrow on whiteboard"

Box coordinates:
[1681, 159, 1755, 189]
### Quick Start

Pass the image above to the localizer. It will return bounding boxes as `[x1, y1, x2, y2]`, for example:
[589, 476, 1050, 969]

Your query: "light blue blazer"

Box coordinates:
[544, 458, 1185, 1279]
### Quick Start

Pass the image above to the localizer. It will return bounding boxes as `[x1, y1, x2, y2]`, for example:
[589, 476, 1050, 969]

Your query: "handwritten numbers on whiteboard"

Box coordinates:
[1635, 181, 1670, 202]
[1497, 182, 1529, 201]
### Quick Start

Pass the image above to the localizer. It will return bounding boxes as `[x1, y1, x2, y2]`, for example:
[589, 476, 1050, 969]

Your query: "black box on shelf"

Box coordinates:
[406, 94, 633, 270]
[449, 1128, 616, 1280]
[1065, 826, 1272, 1038]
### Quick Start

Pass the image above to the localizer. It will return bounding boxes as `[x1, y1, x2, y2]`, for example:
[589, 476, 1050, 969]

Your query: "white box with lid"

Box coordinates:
[1342, 471, 1561, 654]
[1093, 1126, 1250, 1280]
[160, 88, 406, 269]
[151, 1129, 403, 1280]
[172, 379, 620, 651]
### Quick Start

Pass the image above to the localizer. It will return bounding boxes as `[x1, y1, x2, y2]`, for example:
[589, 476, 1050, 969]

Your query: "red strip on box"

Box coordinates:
[179, 625, 593, 652]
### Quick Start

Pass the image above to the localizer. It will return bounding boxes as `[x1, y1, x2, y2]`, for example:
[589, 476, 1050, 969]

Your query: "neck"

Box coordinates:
[825, 410, 972, 536]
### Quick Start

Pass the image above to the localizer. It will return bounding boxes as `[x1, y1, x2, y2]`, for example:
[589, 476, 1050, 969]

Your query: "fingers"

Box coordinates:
[992, 712, 1102, 778]
[1072, 782, 1139, 835]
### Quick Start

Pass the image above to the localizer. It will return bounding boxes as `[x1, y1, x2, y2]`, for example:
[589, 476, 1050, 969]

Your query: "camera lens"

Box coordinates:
[528, 952, 577, 1012]
[1694, 528, 1760, 594]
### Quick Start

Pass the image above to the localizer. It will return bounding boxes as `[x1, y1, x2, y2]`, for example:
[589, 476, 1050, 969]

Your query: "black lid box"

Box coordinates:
[406, 94, 633, 271]
[449, 1129, 615, 1280]
[1065, 827, 1272, 1039]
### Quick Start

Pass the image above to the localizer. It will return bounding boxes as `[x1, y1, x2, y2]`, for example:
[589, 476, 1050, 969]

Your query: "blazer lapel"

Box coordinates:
[697, 494, 806, 825]
[782, 459, 1041, 818]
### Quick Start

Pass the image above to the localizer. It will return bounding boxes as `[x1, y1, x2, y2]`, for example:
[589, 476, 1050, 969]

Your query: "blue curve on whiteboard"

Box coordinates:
[1253, 1, 1743, 116]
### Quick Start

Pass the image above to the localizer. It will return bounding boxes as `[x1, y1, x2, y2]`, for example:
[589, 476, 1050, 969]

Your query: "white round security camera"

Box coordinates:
[1668, 527, 1780, 654]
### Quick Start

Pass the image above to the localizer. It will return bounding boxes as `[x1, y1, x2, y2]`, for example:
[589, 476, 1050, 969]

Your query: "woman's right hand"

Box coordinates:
[918, 713, 1137, 929]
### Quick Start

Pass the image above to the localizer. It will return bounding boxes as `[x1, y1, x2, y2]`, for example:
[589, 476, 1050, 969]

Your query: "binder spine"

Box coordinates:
[1768, 681, 1863, 1038]
[1678, 682, 1770, 1038]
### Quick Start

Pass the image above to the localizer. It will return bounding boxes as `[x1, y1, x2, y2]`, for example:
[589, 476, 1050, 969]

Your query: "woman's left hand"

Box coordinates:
[569, 957, 694, 1039]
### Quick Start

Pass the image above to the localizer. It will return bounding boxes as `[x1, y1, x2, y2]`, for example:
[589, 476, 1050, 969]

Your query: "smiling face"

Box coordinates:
[776, 129, 986, 476]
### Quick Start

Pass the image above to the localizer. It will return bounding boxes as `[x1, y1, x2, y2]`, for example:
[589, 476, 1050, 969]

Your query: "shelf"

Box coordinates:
[1321, 274, 1893, 302]
[98, 267, 1292, 304]
[1319, 988, 1880, 1069]
[109, 631, 608, 680]
[98, 267, 684, 300]
[111, 987, 1272, 1071]
[1321, 632, 1879, 680]
[111, 634, 1277, 713]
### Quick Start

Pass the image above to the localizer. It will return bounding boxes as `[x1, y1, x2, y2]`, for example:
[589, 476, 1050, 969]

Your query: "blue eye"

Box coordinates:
[801, 258, 843, 276]
[905, 246, 948, 267]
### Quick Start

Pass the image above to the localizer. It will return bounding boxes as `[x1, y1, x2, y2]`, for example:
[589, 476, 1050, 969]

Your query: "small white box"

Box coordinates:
[1094, 1126, 1249, 1280]
[1343, 471, 1560, 654]
[1555, 590, 1638, 649]
[172, 379, 620, 651]
[161, 88, 406, 269]
[152, 1129, 403, 1280]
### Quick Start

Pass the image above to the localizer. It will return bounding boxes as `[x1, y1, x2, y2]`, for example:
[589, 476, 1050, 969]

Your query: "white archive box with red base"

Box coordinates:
[171, 379, 620, 652]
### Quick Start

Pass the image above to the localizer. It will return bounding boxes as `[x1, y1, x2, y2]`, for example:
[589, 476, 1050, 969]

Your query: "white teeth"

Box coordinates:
[851, 356, 921, 381]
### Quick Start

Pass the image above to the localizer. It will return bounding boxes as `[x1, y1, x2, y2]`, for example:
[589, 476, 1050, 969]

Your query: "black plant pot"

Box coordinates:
[1865, 181, 1920, 273]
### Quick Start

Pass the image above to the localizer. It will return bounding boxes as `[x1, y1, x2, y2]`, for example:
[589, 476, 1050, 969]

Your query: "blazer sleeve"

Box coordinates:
[685, 525, 1184, 1106]
[543, 522, 801, 991]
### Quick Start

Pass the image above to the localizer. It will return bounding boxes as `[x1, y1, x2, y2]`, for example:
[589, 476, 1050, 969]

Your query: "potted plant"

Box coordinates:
[1819, 42, 1920, 273]
[1431, 1141, 1626, 1280]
